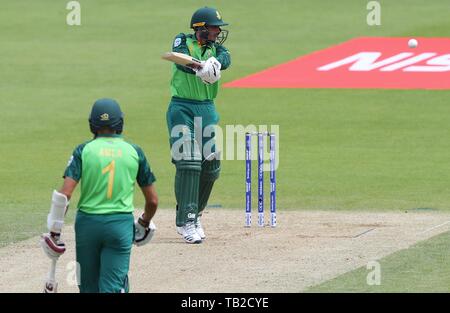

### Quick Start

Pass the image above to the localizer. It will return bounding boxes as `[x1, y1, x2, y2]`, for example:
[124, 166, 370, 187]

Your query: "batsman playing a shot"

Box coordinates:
[40, 98, 158, 293]
[166, 7, 231, 244]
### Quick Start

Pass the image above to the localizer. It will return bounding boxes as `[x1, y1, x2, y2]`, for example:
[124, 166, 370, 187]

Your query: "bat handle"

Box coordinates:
[187, 64, 202, 72]
[49, 259, 57, 280]
[44, 259, 58, 293]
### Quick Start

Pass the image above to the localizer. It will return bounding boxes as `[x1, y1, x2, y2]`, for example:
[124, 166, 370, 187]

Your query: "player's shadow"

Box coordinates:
[154, 238, 197, 244]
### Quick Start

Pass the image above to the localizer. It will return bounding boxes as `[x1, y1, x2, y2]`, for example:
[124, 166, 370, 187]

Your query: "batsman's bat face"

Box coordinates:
[161, 52, 203, 70]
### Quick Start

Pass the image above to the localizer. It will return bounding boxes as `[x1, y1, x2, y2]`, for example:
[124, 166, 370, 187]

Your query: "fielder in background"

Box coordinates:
[166, 7, 231, 244]
[41, 98, 158, 293]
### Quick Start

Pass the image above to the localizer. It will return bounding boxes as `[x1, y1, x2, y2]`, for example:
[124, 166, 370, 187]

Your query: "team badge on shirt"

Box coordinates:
[173, 38, 181, 48]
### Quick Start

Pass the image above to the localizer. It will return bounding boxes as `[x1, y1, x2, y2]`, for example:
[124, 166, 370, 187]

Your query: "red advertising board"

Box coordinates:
[224, 37, 450, 89]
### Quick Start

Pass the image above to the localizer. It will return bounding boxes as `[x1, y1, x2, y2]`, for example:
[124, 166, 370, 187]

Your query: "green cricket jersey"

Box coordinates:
[64, 134, 156, 215]
[170, 33, 231, 102]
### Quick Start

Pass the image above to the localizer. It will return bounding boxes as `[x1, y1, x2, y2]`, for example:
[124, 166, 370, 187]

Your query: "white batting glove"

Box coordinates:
[206, 56, 222, 71]
[196, 57, 221, 85]
[40, 232, 66, 260]
[134, 213, 156, 246]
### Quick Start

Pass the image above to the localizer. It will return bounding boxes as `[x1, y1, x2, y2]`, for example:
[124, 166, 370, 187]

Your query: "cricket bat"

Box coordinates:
[43, 259, 58, 293]
[162, 52, 203, 70]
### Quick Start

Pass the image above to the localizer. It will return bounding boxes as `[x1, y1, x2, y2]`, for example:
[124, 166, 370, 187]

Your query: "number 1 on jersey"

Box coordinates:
[102, 160, 116, 199]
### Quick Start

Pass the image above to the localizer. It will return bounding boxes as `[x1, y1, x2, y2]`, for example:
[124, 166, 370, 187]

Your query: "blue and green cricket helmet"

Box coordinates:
[190, 7, 229, 29]
[89, 98, 124, 135]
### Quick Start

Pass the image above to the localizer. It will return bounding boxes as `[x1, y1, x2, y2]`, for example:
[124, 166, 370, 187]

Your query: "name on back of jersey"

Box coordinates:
[99, 148, 123, 158]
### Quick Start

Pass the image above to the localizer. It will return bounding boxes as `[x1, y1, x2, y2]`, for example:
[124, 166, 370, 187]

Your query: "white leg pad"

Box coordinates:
[47, 190, 69, 233]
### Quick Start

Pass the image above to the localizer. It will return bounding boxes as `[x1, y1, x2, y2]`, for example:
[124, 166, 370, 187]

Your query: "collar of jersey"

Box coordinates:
[96, 134, 123, 139]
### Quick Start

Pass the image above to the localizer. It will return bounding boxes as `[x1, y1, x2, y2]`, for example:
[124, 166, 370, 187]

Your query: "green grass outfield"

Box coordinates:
[1, 0, 450, 290]
[308, 230, 450, 292]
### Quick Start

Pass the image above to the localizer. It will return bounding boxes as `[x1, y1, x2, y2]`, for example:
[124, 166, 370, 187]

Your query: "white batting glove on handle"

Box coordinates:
[134, 213, 156, 246]
[206, 56, 222, 71]
[196, 57, 221, 85]
[40, 232, 66, 260]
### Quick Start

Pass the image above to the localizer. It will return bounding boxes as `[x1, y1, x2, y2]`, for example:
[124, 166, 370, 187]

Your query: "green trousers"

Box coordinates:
[166, 96, 220, 153]
[166, 96, 220, 226]
[75, 210, 134, 293]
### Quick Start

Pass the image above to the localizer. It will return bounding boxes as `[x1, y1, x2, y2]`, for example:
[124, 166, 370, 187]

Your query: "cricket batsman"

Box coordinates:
[166, 7, 231, 243]
[40, 98, 159, 293]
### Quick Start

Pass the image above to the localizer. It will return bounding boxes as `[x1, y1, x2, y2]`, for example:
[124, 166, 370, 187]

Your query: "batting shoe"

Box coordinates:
[195, 217, 206, 240]
[176, 222, 202, 244]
